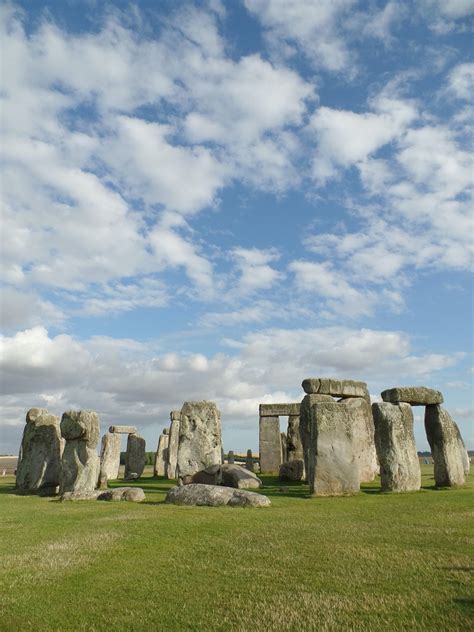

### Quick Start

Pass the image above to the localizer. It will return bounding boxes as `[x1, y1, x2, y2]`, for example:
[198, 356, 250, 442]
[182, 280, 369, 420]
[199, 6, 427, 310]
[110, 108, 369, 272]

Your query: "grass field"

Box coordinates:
[0, 465, 472, 631]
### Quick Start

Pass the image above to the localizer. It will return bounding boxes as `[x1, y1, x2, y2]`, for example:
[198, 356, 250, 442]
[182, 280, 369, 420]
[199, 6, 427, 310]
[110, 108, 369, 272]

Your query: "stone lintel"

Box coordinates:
[381, 387, 443, 406]
[259, 403, 300, 417]
[109, 425, 138, 434]
[302, 378, 369, 399]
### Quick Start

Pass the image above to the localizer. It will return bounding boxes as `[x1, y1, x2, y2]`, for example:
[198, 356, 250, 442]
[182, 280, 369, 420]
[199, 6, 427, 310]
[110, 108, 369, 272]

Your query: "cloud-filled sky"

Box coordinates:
[1, 0, 473, 455]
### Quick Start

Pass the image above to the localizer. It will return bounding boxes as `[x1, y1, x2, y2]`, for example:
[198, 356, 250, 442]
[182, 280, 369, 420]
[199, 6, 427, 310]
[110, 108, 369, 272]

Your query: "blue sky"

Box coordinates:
[1, 0, 473, 456]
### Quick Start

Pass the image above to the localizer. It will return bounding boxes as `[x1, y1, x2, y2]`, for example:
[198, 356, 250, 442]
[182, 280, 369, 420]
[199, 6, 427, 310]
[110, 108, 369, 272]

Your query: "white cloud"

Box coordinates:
[230, 247, 283, 296]
[446, 62, 474, 100]
[419, 0, 474, 33]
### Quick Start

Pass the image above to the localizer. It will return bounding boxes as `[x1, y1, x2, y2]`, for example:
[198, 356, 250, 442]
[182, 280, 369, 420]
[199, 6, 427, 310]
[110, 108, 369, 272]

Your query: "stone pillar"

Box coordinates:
[299, 394, 334, 478]
[99, 432, 121, 481]
[246, 449, 254, 472]
[154, 430, 169, 477]
[286, 415, 303, 461]
[302, 400, 360, 496]
[425, 405, 465, 487]
[227, 450, 235, 464]
[280, 432, 288, 463]
[125, 433, 146, 480]
[16, 408, 61, 495]
[177, 401, 222, 481]
[453, 421, 470, 475]
[340, 397, 378, 482]
[259, 416, 281, 474]
[372, 402, 421, 492]
[167, 410, 181, 480]
[60, 410, 101, 495]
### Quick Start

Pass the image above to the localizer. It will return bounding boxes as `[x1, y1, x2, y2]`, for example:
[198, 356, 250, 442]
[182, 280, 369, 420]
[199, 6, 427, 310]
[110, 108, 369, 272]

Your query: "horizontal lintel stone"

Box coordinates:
[109, 425, 138, 434]
[302, 378, 369, 400]
[381, 387, 443, 406]
[259, 403, 301, 417]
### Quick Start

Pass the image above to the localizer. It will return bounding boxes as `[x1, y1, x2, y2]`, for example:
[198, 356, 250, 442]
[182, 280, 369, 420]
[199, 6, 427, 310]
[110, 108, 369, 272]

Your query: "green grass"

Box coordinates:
[0, 465, 472, 631]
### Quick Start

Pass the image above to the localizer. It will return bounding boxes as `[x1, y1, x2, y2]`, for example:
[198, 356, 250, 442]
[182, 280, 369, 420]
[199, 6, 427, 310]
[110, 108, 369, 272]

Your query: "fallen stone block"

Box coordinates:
[187, 464, 262, 489]
[381, 386, 443, 406]
[165, 484, 271, 508]
[279, 460, 304, 481]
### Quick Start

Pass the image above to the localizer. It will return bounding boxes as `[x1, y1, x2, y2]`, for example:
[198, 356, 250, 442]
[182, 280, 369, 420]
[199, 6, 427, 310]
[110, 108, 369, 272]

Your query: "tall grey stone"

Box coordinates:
[154, 431, 169, 477]
[340, 398, 378, 482]
[227, 450, 235, 464]
[299, 394, 334, 478]
[60, 410, 101, 495]
[425, 405, 465, 487]
[280, 432, 288, 463]
[177, 401, 222, 481]
[125, 433, 146, 479]
[381, 386, 443, 406]
[453, 421, 470, 475]
[372, 402, 421, 492]
[303, 401, 360, 496]
[259, 416, 281, 474]
[167, 410, 180, 479]
[16, 408, 61, 495]
[286, 415, 304, 462]
[245, 449, 254, 472]
[99, 432, 121, 481]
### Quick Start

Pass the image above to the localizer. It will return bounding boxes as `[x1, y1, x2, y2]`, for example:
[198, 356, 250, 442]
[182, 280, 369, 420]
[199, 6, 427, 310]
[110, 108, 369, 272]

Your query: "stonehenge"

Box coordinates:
[16, 408, 62, 495]
[13, 380, 470, 503]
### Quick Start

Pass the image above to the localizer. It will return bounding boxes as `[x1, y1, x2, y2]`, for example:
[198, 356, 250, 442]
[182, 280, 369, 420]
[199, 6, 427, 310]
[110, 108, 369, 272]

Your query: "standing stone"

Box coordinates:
[299, 394, 334, 478]
[340, 398, 378, 482]
[99, 432, 121, 481]
[259, 416, 281, 474]
[60, 410, 101, 495]
[286, 415, 304, 461]
[125, 433, 146, 480]
[154, 431, 169, 477]
[245, 449, 254, 472]
[303, 401, 360, 496]
[177, 401, 222, 481]
[227, 450, 235, 464]
[16, 408, 61, 495]
[280, 432, 288, 463]
[372, 402, 421, 492]
[425, 405, 465, 487]
[453, 421, 470, 475]
[167, 410, 181, 480]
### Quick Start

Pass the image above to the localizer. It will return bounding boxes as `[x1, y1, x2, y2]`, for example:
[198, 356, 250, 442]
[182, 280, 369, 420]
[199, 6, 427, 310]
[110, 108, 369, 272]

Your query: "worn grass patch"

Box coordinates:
[0, 465, 472, 631]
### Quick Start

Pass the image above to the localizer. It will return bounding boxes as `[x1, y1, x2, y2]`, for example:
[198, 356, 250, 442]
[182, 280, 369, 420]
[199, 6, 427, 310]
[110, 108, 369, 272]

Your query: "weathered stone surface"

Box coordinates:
[153, 432, 169, 477]
[177, 401, 222, 480]
[16, 408, 62, 495]
[340, 398, 378, 482]
[98, 471, 108, 489]
[299, 394, 335, 477]
[167, 412, 180, 479]
[99, 432, 121, 481]
[279, 460, 304, 481]
[259, 416, 281, 473]
[280, 432, 288, 463]
[98, 487, 146, 502]
[381, 386, 443, 406]
[372, 402, 421, 492]
[60, 411, 100, 495]
[227, 450, 235, 464]
[187, 464, 262, 489]
[163, 427, 170, 435]
[125, 433, 146, 479]
[302, 378, 369, 401]
[259, 403, 300, 417]
[165, 483, 271, 508]
[61, 487, 145, 502]
[304, 402, 360, 496]
[453, 422, 470, 475]
[286, 415, 304, 462]
[109, 425, 138, 434]
[125, 472, 139, 481]
[245, 449, 254, 472]
[425, 405, 465, 487]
